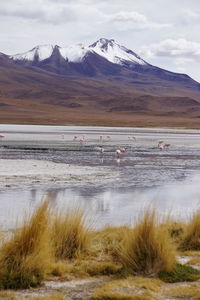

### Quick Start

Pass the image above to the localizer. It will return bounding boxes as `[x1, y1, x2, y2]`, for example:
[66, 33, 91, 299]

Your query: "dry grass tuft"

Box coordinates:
[161, 219, 185, 245]
[166, 285, 200, 299]
[0, 290, 18, 299]
[186, 257, 200, 266]
[179, 210, 200, 251]
[51, 207, 90, 260]
[95, 226, 131, 258]
[92, 292, 152, 300]
[0, 202, 52, 289]
[117, 211, 176, 276]
[32, 292, 65, 300]
[80, 261, 121, 276]
[91, 278, 157, 300]
[50, 262, 71, 277]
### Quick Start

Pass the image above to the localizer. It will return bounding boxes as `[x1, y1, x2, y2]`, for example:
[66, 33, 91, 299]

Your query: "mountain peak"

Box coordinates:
[10, 38, 147, 66]
[89, 38, 115, 48]
[89, 38, 147, 66]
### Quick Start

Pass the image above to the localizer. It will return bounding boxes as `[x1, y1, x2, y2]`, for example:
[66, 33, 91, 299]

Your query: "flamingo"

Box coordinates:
[116, 149, 122, 157]
[99, 135, 103, 142]
[73, 136, 79, 141]
[159, 144, 165, 150]
[79, 137, 85, 145]
[158, 141, 164, 148]
[120, 147, 127, 153]
[164, 143, 171, 148]
[99, 147, 104, 154]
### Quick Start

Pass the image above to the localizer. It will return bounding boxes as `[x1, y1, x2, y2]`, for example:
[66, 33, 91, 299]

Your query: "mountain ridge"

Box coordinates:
[0, 38, 200, 127]
[11, 38, 147, 66]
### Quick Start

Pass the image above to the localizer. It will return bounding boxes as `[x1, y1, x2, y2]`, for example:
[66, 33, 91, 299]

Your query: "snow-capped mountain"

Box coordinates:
[1, 38, 200, 126]
[11, 38, 147, 66]
[8, 37, 199, 88]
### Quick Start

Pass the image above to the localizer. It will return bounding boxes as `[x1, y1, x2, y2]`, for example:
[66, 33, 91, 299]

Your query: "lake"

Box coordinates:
[0, 124, 200, 229]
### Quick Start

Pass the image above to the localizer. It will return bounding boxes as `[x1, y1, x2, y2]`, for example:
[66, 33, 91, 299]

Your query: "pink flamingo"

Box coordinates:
[79, 138, 84, 145]
[99, 147, 104, 154]
[164, 143, 171, 148]
[120, 147, 127, 153]
[0, 135, 4, 138]
[158, 141, 164, 149]
[116, 149, 122, 157]
[99, 135, 103, 142]
[73, 136, 79, 141]
[159, 144, 164, 150]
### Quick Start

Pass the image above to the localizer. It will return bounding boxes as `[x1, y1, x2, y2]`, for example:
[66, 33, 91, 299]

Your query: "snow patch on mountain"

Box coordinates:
[12, 45, 55, 61]
[10, 38, 147, 66]
[89, 38, 147, 65]
[59, 44, 88, 62]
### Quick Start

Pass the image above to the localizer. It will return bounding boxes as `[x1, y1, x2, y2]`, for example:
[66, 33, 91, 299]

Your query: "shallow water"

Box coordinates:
[0, 125, 200, 229]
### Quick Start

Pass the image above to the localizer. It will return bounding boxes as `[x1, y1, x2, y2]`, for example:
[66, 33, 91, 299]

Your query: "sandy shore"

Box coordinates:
[0, 159, 117, 188]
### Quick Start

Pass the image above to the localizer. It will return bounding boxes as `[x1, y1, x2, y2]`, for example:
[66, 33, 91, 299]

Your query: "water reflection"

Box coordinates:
[1, 173, 200, 230]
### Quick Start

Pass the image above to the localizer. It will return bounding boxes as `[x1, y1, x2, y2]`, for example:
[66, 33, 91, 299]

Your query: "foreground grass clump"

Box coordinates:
[179, 210, 200, 251]
[80, 261, 121, 276]
[0, 290, 17, 299]
[161, 219, 185, 245]
[186, 257, 200, 266]
[166, 285, 200, 299]
[95, 226, 131, 257]
[92, 293, 151, 300]
[32, 292, 65, 300]
[158, 263, 200, 283]
[118, 211, 176, 276]
[0, 202, 52, 289]
[92, 277, 161, 300]
[51, 208, 90, 260]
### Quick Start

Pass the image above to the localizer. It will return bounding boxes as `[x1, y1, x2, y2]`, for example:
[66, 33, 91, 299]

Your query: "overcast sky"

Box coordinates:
[1, 0, 200, 81]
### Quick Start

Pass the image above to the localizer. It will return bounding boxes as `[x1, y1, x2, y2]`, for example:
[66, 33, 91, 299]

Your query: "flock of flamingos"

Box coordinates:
[0, 134, 171, 158]
[72, 135, 171, 157]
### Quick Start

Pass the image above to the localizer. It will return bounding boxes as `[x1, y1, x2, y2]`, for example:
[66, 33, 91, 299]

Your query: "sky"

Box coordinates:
[1, 0, 200, 82]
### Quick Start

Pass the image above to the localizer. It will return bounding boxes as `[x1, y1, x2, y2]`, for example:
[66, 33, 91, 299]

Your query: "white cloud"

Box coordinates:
[107, 11, 171, 30]
[0, 0, 171, 30]
[178, 9, 200, 25]
[139, 38, 200, 60]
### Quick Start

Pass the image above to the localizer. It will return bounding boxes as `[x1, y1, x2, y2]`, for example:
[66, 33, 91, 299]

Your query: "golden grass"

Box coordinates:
[161, 219, 185, 245]
[186, 257, 200, 265]
[51, 208, 90, 260]
[0, 291, 17, 299]
[102, 277, 163, 292]
[92, 292, 152, 300]
[94, 226, 131, 258]
[32, 292, 65, 300]
[179, 210, 200, 251]
[178, 250, 200, 256]
[79, 260, 121, 276]
[117, 211, 176, 276]
[0, 202, 52, 289]
[50, 262, 71, 277]
[166, 285, 200, 299]
[91, 277, 159, 300]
